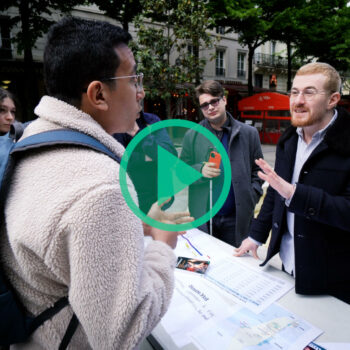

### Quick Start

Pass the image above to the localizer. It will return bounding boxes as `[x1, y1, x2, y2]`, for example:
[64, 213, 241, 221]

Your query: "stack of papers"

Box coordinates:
[159, 229, 323, 350]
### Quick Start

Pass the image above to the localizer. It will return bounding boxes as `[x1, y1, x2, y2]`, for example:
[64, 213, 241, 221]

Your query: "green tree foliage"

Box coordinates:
[0, 0, 86, 119]
[264, 0, 308, 91]
[208, 0, 275, 96]
[92, 0, 143, 31]
[292, 0, 350, 72]
[266, 0, 350, 90]
[210, 0, 350, 93]
[331, 5, 350, 69]
[133, 0, 214, 118]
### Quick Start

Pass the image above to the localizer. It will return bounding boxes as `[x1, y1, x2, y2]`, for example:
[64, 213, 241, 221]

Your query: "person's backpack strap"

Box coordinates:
[0, 129, 121, 212]
[59, 313, 79, 350]
[27, 297, 69, 334]
[28, 297, 79, 350]
[12, 129, 121, 163]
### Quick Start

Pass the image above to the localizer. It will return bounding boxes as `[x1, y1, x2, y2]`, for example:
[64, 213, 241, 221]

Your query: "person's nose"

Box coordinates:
[207, 103, 215, 111]
[137, 87, 145, 101]
[4, 110, 15, 122]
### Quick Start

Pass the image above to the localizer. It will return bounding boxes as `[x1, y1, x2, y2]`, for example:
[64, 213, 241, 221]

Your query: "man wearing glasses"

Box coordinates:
[0, 17, 191, 349]
[235, 62, 350, 304]
[181, 80, 264, 247]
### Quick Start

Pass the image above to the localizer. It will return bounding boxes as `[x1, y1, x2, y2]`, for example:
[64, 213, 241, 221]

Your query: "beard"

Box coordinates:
[291, 110, 323, 127]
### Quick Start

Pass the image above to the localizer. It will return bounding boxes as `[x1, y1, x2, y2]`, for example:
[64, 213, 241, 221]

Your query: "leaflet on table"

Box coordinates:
[304, 342, 327, 350]
[205, 257, 294, 313]
[175, 228, 230, 262]
[160, 269, 241, 348]
[190, 302, 323, 350]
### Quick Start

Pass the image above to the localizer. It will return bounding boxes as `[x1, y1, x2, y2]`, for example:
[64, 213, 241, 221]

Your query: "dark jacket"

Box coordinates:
[250, 107, 350, 300]
[113, 112, 177, 213]
[180, 113, 264, 245]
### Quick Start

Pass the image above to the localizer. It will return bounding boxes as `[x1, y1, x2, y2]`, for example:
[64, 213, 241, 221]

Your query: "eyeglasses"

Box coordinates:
[199, 97, 222, 111]
[100, 72, 144, 92]
[288, 88, 333, 101]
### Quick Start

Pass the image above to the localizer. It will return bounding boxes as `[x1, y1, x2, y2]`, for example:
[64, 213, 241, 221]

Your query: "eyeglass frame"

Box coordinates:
[199, 96, 223, 111]
[287, 88, 335, 101]
[100, 72, 144, 92]
[82, 73, 144, 93]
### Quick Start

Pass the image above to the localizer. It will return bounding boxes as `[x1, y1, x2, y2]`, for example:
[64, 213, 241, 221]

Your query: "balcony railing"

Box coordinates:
[254, 53, 305, 70]
[216, 67, 225, 76]
[254, 53, 288, 68]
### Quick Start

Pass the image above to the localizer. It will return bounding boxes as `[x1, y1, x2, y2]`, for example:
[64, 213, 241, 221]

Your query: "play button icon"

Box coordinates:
[119, 119, 231, 231]
[157, 145, 202, 205]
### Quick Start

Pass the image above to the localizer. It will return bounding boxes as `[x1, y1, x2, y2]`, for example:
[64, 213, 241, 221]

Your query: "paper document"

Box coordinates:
[205, 257, 293, 313]
[176, 228, 231, 262]
[191, 302, 323, 350]
[160, 269, 240, 347]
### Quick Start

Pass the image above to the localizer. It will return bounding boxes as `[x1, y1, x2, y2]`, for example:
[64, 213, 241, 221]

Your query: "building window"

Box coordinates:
[216, 50, 225, 76]
[237, 52, 246, 78]
[216, 26, 225, 35]
[270, 42, 276, 64]
[255, 74, 263, 88]
[270, 42, 276, 56]
[0, 16, 12, 59]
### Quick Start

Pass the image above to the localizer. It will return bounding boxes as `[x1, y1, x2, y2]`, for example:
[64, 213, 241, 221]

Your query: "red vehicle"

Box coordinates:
[238, 92, 290, 144]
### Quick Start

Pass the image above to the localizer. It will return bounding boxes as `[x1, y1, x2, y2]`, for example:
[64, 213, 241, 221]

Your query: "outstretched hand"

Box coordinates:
[147, 199, 194, 225]
[144, 199, 192, 249]
[255, 158, 295, 200]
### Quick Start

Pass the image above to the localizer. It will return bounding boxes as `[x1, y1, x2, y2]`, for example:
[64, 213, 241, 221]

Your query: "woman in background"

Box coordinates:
[0, 87, 16, 135]
[0, 87, 17, 169]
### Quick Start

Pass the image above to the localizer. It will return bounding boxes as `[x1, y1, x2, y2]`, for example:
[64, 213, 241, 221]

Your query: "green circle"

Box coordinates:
[119, 119, 231, 231]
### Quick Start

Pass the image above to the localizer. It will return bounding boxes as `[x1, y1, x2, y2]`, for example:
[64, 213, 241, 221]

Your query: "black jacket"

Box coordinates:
[250, 107, 350, 301]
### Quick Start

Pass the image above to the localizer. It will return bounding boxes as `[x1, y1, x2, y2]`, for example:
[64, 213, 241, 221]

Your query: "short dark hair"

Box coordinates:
[0, 87, 15, 105]
[44, 17, 132, 107]
[195, 80, 225, 99]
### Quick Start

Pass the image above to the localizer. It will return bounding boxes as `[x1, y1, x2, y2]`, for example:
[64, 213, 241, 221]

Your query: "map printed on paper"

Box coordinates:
[191, 303, 323, 350]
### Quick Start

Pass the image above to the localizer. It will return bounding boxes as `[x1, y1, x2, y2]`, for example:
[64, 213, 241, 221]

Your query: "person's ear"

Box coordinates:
[328, 91, 341, 110]
[222, 95, 227, 105]
[85, 81, 109, 111]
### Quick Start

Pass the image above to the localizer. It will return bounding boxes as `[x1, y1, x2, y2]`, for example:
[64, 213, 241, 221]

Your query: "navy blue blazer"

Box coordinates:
[250, 107, 350, 302]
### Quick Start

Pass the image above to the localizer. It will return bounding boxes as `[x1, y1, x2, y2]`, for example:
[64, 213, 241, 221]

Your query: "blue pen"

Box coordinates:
[181, 235, 203, 256]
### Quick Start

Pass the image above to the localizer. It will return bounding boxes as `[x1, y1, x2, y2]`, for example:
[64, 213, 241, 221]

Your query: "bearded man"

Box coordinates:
[235, 62, 350, 304]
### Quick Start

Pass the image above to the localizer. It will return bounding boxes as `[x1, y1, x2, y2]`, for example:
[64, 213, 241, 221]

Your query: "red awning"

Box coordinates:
[238, 92, 290, 111]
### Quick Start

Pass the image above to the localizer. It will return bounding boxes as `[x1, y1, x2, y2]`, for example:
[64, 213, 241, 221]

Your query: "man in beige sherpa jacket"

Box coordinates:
[0, 17, 190, 349]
